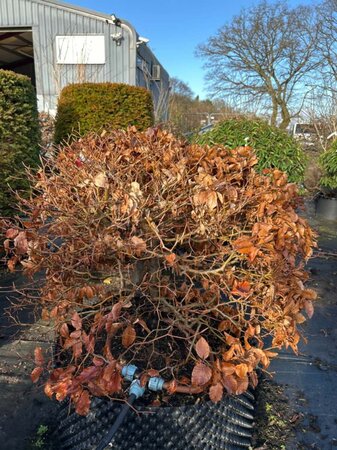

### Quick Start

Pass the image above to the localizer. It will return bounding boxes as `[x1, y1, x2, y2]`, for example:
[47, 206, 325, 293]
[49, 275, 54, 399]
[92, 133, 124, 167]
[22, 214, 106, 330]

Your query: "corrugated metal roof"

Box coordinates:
[36, 0, 115, 22]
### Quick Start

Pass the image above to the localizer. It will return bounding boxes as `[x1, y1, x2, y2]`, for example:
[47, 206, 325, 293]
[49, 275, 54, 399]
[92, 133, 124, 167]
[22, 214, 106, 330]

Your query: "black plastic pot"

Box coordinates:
[315, 196, 337, 221]
[55, 391, 255, 450]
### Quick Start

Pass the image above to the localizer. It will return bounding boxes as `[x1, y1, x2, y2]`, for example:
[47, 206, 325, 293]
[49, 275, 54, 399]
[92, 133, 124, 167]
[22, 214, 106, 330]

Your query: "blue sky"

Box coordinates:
[73, 0, 315, 99]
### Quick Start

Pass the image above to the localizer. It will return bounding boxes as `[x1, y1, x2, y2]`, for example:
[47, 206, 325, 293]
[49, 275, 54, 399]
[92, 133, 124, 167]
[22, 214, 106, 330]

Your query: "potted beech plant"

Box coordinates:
[2, 128, 316, 449]
[316, 139, 337, 220]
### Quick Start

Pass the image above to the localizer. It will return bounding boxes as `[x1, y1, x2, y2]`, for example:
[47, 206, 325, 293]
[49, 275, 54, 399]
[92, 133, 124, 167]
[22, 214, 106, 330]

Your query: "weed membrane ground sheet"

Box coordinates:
[253, 201, 337, 449]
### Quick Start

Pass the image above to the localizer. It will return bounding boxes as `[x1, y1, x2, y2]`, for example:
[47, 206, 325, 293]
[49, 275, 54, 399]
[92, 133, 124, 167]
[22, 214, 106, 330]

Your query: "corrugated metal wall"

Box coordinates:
[137, 43, 170, 120]
[0, 0, 133, 112]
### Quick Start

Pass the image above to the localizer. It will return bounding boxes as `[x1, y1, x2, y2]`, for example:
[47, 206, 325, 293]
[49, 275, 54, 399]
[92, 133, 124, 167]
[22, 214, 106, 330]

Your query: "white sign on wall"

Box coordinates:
[56, 35, 105, 64]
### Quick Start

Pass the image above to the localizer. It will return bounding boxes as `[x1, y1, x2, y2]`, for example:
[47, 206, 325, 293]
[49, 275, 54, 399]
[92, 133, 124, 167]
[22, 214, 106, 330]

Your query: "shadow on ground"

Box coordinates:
[0, 270, 57, 450]
[253, 199, 337, 449]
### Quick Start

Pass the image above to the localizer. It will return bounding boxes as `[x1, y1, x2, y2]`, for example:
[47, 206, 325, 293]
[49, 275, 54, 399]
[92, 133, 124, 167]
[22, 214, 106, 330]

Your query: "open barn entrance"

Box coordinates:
[0, 28, 35, 85]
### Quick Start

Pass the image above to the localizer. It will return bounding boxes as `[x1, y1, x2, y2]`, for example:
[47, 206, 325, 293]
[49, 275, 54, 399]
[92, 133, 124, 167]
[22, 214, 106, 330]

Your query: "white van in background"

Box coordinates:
[291, 123, 318, 146]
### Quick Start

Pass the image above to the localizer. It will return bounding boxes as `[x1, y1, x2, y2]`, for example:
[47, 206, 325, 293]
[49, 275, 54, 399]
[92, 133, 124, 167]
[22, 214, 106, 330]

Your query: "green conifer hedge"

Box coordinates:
[54, 82, 154, 143]
[0, 70, 40, 216]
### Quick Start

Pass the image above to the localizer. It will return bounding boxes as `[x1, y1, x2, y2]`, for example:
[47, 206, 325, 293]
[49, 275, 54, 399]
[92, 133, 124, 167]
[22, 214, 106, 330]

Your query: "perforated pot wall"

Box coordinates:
[55, 391, 255, 450]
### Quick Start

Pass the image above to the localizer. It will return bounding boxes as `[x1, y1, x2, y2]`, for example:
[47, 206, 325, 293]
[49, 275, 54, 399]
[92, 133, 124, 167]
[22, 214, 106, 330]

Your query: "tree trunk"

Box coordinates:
[278, 101, 291, 130]
[270, 98, 279, 127]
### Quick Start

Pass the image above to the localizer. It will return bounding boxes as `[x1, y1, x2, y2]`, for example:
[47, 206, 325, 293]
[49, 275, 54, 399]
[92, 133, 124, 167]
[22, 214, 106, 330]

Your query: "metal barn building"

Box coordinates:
[0, 0, 169, 117]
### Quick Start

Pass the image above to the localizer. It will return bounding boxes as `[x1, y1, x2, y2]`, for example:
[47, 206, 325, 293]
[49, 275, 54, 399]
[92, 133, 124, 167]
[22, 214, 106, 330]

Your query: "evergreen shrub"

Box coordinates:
[54, 83, 154, 143]
[0, 70, 40, 216]
[319, 139, 337, 193]
[194, 118, 305, 183]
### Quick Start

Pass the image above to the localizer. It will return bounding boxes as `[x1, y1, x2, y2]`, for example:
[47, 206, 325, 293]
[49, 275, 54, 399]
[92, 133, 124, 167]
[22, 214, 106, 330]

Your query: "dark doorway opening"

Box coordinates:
[0, 28, 35, 85]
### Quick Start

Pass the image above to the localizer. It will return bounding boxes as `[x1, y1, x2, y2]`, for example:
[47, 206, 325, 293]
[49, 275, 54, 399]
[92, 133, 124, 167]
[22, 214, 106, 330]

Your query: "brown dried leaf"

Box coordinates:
[195, 336, 211, 359]
[165, 379, 177, 394]
[151, 399, 161, 407]
[178, 376, 190, 386]
[106, 371, 122, 394]
[235, 363, 249, 379]
[223, 333, 238, 346]
[78, 366, 99, 383]
[63, 338, 78, 350]
[249, 371, 259, 388]
[60, 323, 69, 338]
[134, 318, 151, 334]
[252, 348, 270, 368]
[165, 253, 176, 266]
[295, 313, 306, 324]
[44, 381, 54, 399]
[221, 362, 236, 376]
[129, 236, 147, 256]
[7, 256, 18, 272]
[93, 356, 105, 366]
[71, 311, 82, 330]
[236, 375, 249, 395]
[140, 373, 149, 387]
[72, 341, 82, 359]
[304, 300, 314, 319]
[122, 325, 136, 348]
[93, 172, 108, 188]
[31, 366, 43, 383]
[232, 238, 254, 252]
[193, 190, 218, 210]
[6, 228, 19, 239]
[209, 382, 223, 403]
[70, 330, 82, 339]
[50, 306, 59, 318]
[111, 302, 123, 321]
[75, 390, 91, 416]
[191, 362, 212, 386]
[34, 347, 44, 367]
[41, 309, 49, 321]
[14, 232, 28, 255]
[3, 239, 10, 253]
[231, 280, 251, 296]
[303, 289, 317, 300]
[232, 237, 259, 261]
[222, 373, 238, 394]
[84, 286, 94, 299]
[147, 369, 160, 377]
[82, 332, 95, 354]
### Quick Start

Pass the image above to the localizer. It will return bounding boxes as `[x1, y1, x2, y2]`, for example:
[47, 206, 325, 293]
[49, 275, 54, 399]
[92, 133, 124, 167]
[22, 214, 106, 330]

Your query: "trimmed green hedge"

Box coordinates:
[54, 83, 154, 143]
[320, 140, 337, 191]
[0, 70, 40, 216]
[194, 118, 305, 183]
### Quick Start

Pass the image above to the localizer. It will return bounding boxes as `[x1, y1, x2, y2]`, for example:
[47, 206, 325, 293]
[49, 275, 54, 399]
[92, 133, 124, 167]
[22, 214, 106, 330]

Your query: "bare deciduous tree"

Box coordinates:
[168, 77, 238, 135]
[317, 0, 337, 89]
[197, 1, 320, 129]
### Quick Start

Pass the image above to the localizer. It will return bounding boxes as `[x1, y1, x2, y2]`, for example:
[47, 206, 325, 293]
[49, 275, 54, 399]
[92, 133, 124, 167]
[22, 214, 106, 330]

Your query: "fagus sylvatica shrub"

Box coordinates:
[1, 127, 316, 415]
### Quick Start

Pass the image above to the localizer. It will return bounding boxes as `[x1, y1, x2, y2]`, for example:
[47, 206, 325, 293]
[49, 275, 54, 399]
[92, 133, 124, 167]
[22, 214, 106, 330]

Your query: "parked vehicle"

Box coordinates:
[291, 123, 318, 146]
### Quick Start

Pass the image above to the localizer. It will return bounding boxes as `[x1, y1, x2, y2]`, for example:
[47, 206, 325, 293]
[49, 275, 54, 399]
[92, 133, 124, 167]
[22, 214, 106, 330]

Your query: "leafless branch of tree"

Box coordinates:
[196, 0, 321, 129]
